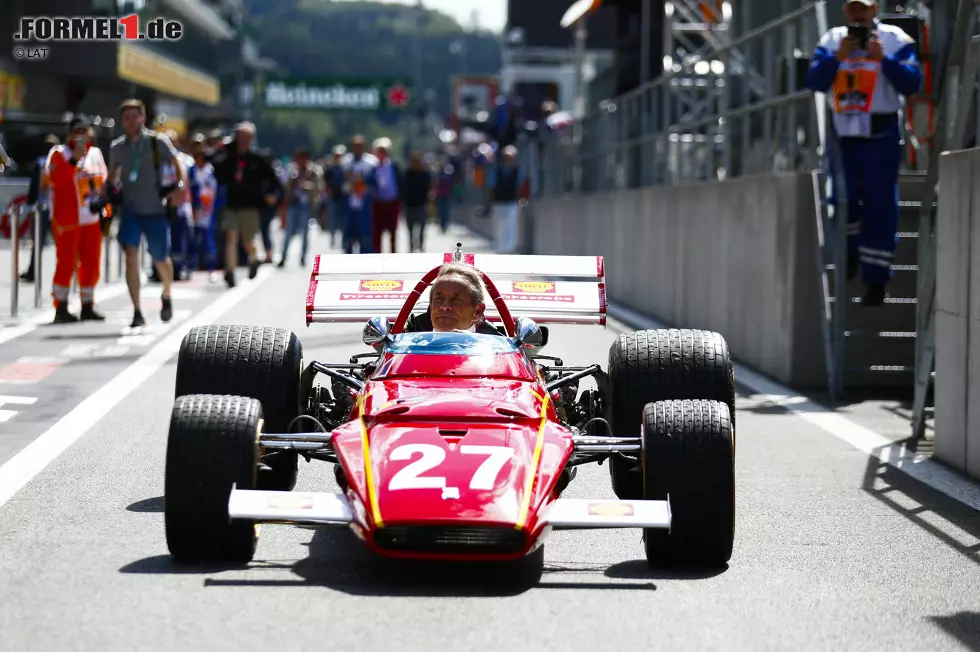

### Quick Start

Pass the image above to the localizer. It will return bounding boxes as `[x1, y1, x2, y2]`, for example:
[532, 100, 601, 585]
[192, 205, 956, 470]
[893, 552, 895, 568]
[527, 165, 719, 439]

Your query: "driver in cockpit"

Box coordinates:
[405, 262, 504, 335]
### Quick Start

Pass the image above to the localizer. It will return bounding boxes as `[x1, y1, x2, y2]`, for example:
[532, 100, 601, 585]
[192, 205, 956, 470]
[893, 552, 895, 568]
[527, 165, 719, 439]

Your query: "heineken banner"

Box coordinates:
[260, 77, 413, 111]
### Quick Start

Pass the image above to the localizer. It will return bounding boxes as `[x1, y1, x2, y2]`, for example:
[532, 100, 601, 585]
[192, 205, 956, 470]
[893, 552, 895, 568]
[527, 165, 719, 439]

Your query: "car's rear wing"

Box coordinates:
[306, 251, 606, 326]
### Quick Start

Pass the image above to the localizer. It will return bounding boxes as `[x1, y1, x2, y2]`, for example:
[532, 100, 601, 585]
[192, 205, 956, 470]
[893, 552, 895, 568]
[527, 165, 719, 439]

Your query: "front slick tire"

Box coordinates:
[165, 394, 261, 563]
[642, 399, 734, 568]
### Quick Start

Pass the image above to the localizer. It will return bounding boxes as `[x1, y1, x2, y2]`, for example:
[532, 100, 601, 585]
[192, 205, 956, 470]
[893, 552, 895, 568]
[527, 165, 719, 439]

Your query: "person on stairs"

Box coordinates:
[46, 116, 109, 323]
[806, 0, 923, 306]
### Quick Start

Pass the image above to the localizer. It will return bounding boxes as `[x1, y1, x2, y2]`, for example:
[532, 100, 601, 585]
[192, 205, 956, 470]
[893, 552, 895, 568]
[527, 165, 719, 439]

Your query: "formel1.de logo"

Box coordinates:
[14, 15, 183, 42]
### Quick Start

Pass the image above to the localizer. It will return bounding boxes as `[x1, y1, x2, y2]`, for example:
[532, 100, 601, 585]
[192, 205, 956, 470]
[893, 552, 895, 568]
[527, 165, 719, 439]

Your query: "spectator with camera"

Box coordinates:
[46, 116, 110, 323]
[107, 99, 186, 328]
[806, 0, 922, 305]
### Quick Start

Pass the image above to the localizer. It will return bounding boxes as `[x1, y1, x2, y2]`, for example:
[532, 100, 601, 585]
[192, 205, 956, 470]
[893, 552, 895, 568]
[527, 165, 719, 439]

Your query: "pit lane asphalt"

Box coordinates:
[1, 224, 979, 651]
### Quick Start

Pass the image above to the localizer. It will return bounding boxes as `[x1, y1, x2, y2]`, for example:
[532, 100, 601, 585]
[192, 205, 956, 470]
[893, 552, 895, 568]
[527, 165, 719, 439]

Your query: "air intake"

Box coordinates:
[374, 526, 527, 555]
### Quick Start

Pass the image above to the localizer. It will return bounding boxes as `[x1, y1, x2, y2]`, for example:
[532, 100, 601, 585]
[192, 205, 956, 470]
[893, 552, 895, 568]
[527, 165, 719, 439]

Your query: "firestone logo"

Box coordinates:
[14, 15, 183, 42]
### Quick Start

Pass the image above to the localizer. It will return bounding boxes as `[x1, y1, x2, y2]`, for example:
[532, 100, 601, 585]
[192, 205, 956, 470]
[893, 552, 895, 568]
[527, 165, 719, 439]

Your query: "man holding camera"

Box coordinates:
[46, 116, 109, 323]
[108, 99, 186, 328]
[806, 0, 922, 305]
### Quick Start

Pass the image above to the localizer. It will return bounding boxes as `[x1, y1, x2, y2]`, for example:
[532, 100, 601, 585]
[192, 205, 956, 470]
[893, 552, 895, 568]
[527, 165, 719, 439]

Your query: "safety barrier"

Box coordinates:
[4, 201, 131, 320]
[532, 2, 831, 386]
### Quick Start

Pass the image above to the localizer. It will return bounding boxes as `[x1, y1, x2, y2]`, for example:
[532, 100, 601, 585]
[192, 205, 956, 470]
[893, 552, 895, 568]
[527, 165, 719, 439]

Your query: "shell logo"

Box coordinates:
[587, 502, 635, 517]
[511, 281, 556, 294]
[359, 279, 405, 292]
[267, 494, 315, 510]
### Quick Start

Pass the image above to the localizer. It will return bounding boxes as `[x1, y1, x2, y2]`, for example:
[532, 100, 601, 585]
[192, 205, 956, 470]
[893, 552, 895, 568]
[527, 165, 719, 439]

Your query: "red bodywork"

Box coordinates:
[330, 344, 575, 561]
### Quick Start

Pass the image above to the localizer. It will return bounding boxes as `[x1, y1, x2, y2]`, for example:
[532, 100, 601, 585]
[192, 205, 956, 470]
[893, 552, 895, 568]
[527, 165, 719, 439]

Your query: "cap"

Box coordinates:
[68, 114, 92, 132]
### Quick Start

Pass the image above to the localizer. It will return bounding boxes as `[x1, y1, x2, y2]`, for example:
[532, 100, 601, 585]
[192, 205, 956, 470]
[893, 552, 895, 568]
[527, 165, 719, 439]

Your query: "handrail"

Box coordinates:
[582, 2, 826, 114]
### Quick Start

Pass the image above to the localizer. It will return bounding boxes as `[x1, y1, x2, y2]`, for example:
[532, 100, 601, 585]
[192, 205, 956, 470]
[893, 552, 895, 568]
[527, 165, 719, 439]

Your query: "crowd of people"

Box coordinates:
[16, 97, 485, 327]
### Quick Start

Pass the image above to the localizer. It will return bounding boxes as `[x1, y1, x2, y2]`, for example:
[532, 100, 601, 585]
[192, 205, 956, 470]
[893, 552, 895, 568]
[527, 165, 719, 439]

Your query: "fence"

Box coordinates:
[539, 3, 830, 196]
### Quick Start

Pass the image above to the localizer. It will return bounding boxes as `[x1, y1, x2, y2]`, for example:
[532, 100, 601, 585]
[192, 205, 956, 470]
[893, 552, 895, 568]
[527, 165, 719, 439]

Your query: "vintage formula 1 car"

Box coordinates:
[164, 246, 735, 568]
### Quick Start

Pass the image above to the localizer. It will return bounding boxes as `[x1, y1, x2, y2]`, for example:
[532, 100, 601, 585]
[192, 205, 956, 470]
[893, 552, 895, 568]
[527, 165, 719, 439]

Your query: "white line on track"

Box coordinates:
[606, 302, 980, 513]
[0, 266, 275, 509]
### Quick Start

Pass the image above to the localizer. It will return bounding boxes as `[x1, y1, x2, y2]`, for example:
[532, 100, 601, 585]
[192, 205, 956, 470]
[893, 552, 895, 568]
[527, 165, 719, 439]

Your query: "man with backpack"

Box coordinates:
[108, 99, 186, 328]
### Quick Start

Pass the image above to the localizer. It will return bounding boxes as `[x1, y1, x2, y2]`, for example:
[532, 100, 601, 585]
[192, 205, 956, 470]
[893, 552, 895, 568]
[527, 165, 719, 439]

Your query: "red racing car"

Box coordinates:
[164, 246, 736, 569]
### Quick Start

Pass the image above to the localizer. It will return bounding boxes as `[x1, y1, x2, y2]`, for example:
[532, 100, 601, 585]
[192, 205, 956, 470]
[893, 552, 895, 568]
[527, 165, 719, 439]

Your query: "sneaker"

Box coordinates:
[160, 296, 173, 322]
[130, 311, 146, 328]
[80, 303, 105, 321]
[52, 303, 79, 324]
[209, 271, 220, 284]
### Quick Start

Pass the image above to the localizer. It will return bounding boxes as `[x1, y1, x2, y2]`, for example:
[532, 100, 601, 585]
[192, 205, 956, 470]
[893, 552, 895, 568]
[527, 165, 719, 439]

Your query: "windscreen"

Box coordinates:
[387, 331, 518, 356]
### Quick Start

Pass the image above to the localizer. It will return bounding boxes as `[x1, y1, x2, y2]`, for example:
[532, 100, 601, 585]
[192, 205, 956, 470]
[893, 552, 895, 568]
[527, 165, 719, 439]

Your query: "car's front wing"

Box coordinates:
[227, 488, 672, 530]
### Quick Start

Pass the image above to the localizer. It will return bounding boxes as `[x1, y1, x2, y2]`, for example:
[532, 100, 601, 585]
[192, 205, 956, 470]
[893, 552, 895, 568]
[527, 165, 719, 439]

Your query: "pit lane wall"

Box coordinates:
[529, 172, 827, 387]
[935, 148, 980, 478]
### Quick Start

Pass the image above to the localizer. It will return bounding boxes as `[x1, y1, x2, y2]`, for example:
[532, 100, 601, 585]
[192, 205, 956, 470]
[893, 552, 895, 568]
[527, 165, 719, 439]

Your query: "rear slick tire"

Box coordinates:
[164, 394, 261, 563]
[174, 325, 304, 492]
[641, 399, 735, 568]
[606, 329, 735, 500]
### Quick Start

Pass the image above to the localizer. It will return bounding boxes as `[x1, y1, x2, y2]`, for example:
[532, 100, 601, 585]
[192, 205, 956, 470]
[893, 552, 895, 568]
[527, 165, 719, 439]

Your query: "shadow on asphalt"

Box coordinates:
[126, 497, 164, 513]
[118, 526, 710, 596]
[929, 611, 980, 651]
[40, 331, 133, 339]
[863, 449, 980, 567]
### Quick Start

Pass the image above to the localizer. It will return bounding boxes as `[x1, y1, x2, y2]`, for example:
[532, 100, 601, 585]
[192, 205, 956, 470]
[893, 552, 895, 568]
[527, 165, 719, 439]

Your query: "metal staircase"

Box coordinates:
[819, 171, 928, 396]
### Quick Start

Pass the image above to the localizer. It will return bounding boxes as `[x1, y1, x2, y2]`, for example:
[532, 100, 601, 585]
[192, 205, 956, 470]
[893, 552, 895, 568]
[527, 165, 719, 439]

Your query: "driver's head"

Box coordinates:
[429, 263, 486, 332]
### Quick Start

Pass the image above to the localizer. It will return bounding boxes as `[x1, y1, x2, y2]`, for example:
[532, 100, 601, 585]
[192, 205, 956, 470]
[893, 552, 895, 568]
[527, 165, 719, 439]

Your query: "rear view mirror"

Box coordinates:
[514, 316, 545, 349]
[363, 315, 392, 350]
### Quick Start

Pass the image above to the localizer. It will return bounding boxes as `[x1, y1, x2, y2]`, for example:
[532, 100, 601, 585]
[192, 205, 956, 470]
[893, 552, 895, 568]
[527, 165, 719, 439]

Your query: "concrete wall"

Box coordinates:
[935, 148, 980, 478]
[529, 172, 827, 387]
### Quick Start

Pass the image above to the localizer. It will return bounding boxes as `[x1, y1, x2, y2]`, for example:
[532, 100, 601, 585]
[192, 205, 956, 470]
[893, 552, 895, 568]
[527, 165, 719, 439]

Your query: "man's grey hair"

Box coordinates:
[433, 263, 486, 306]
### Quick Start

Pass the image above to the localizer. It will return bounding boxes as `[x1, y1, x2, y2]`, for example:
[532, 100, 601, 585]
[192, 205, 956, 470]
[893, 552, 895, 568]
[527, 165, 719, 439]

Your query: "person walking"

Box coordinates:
[20, 134, 58, 283]
[404, 151, 432, 252]
[371, 137, 403, 254]
[108, 99, 185, 328]
[187, 139, 219, 281]
[341, 135, 377, 254]
[279, 147, 323, 268]
[487, 145, 524, 254]
[434, 154, 454, 233]
[211, 122, 280, 287]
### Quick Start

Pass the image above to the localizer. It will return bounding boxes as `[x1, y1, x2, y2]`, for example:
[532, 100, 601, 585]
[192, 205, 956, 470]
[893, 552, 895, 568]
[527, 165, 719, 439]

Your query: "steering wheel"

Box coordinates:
[391, 265, 517, 337]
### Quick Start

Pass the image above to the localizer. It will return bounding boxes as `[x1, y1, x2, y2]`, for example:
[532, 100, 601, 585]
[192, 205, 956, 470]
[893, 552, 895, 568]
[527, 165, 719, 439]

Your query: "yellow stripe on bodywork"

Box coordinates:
[357, 392, 384, 527]
[515, 392, 550, 530]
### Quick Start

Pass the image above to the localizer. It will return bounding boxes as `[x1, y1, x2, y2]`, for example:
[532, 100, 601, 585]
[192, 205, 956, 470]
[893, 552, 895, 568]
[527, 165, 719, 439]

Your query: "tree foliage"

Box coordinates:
[245, 0, 502, 157]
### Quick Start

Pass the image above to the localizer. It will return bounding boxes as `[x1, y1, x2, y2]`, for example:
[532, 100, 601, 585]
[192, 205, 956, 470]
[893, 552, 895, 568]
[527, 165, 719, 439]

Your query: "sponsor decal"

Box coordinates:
[340, 292, 408, 301]
[499, 294, 574, 303]
[359, 279, 404, 292]
[587, 502, 635, 517]
[512, 281, 556, 293]
[268, 494, 315, 510]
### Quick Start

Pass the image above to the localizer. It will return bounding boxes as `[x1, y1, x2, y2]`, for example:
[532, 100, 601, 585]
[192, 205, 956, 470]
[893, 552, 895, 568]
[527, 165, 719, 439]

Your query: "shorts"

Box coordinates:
[221, 207, 260, 241]
[117, 210, 171, 262]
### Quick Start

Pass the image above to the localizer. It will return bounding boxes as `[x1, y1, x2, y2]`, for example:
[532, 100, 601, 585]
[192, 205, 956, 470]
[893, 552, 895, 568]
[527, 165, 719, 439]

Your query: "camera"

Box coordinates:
[848, 24, 870, 48]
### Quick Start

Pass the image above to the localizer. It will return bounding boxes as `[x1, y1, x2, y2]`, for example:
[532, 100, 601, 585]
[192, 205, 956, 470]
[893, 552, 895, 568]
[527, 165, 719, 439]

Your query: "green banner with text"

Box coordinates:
[260, 77, 413, 111]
